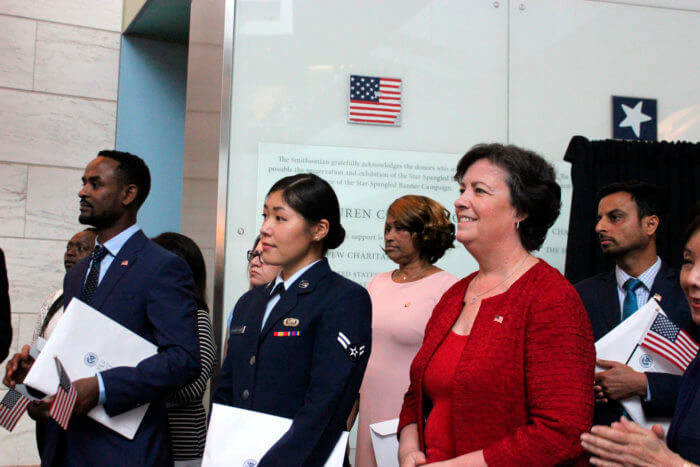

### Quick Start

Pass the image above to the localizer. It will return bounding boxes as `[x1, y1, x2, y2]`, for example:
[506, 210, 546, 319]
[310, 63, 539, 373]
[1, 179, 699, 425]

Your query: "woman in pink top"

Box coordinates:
[355, 195, 458, 467]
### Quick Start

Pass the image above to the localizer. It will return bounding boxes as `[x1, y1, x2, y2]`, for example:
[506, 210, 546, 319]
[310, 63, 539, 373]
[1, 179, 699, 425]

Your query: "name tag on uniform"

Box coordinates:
[230, 325, 246, 335]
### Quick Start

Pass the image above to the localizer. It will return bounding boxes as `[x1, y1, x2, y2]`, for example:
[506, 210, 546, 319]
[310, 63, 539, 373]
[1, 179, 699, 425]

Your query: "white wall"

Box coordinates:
[0, 1, 122, 464]
[222, 0, 700, 315]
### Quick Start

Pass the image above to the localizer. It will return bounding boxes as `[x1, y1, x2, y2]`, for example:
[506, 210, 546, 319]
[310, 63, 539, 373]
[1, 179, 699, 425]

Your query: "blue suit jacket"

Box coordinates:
[575, 261, 697, 426]
[667, 353, 700, 463]
[212, 258, 372, 467]
[41, 230, 200, 467]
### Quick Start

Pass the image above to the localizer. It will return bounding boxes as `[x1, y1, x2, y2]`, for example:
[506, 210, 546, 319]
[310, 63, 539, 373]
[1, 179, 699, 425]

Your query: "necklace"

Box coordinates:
[468, 253, 530, 304]
[393, 264, 431, 283]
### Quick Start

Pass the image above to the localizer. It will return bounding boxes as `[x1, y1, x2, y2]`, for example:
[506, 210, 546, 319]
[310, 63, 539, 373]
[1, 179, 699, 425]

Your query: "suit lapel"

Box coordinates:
[600, 270, 621, 332]
[259, 259, 330, 340]
[649, 262, 675, 310]
[89, 231, 146, 311]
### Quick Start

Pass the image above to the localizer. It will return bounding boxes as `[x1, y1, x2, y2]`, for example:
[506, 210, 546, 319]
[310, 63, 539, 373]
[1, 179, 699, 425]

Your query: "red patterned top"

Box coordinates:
[398, 260, 595, 466]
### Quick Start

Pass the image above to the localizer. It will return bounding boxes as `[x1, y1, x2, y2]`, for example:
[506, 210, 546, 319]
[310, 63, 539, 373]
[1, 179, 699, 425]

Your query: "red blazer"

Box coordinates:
[398, 260, 595, 466]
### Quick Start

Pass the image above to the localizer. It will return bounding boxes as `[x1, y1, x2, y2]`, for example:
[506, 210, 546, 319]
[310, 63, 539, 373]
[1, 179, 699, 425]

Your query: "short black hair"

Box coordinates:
[454, 143, 561, 252]
[98, 150, 151, 209]
[267, 173, 345, 252]
[596, 181, 664, 222]
[152, 232, 208, 312]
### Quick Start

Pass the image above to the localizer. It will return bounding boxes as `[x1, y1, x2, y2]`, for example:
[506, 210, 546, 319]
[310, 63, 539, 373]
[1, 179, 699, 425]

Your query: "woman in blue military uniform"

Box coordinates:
[212, 173, 372, 466]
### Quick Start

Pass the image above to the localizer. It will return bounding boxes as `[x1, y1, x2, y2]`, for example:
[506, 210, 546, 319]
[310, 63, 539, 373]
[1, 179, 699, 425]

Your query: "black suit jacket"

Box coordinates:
[667, 354, 700, 463]
[0, 248, 11, 362]
[42, 230, 200, 467]
[213, 258, 372, 467]
[575, 261, 697, 426]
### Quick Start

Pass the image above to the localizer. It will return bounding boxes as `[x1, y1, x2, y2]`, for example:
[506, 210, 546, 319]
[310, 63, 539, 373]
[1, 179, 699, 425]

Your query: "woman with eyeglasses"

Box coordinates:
[212, 173, 372, 466]
[224, 237, 283, 354]
[247, 235, 281, 288]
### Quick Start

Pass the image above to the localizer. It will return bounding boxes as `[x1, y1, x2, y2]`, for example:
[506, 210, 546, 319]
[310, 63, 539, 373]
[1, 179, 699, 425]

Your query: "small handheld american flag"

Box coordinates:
[49, 357, 78, 430]
[640, 312, 699, 371]
[0, 388, 31, 431]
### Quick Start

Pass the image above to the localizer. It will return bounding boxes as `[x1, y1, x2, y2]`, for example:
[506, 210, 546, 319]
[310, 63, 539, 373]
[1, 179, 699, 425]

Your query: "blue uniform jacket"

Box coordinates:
[213, 258, 372, 467]
[41, 230, 200, 467]
[667, 353, 700, 463]
[575, 261, 697, 426]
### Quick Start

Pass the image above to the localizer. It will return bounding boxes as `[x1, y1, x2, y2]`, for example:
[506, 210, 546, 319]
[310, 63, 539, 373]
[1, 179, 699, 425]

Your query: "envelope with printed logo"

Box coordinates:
[24, 298, 157, 439]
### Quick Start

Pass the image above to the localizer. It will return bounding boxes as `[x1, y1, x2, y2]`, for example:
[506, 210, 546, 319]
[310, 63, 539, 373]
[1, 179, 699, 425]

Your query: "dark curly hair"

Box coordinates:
[454, 143, 561, 252]
[387, 195, 455, 264]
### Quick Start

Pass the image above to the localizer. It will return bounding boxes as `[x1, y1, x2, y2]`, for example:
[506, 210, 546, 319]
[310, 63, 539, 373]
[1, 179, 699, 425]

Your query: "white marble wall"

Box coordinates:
[0, 1, 122, 465]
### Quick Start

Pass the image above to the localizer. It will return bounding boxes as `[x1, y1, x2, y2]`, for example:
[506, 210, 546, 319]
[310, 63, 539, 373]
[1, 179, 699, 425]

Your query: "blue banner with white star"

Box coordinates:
[612, 96, 657, 141]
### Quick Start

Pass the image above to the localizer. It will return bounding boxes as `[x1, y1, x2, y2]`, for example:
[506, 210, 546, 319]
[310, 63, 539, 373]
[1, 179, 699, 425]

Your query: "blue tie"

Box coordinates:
[622, 278, 643, 321]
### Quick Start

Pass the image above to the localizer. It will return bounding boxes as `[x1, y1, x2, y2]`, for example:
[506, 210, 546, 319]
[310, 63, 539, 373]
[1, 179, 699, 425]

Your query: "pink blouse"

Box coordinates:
[355, 270, 458, 467]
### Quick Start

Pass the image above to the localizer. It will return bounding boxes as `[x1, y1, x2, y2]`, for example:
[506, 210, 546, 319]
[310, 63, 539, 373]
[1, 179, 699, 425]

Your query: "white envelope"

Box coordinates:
[24, 298, 157, 439]
[202, 404, 348, 467]
[594, 299, 679, 430]
[369, 418, 399, 467]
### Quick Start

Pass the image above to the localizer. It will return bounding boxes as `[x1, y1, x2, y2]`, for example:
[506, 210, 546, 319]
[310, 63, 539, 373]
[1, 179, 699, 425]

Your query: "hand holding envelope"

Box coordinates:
[23, 298, 157, 439]
[594, 300, 681, 431]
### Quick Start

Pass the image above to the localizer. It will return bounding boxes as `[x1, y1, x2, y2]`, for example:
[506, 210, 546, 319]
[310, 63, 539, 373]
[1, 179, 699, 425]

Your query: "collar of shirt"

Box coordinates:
[615, 256, 661, 293]
[97, 224, 141, 258]
[88, 224, 141, 286]
[270, 259, 322, 294]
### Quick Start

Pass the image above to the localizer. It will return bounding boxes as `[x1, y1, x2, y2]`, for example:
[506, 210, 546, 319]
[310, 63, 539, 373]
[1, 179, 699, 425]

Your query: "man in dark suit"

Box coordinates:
[575, 181, 697, 426]
[6, 150, 200, 465]
[0, 248, 11, 362]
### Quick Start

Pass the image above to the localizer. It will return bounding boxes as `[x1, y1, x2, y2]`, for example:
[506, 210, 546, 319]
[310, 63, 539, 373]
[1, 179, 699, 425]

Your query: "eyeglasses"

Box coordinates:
[246, 250, 264, 263]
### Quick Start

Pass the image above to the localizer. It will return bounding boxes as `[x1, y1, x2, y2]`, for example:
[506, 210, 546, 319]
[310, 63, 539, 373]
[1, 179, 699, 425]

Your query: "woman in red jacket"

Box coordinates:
[397, 143, 596, 466]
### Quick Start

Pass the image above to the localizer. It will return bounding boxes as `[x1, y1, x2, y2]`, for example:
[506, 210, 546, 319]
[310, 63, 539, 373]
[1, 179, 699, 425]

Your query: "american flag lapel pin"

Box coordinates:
[494, 315, 503, 324]
[121, 260, 128, 266]
[653, 293, 661, 302]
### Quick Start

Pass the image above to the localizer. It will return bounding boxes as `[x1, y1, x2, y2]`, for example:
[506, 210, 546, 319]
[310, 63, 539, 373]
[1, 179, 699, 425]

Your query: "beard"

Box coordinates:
[600, 238, 644, 259]
[79, 209, 116, 230]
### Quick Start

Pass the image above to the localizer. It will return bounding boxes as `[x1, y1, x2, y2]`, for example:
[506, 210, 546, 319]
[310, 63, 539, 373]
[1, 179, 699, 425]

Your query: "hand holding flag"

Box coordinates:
[50, 356, 78, 430]
[0, 388, 31, 431]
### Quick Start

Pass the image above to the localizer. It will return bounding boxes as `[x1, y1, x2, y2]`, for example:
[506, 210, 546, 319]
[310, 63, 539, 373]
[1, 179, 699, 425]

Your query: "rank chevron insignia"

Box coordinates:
[336, 331, 366, 362]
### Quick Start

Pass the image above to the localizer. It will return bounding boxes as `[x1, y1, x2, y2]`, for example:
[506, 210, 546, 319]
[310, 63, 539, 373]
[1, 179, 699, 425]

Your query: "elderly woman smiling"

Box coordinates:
[397, 143, 595, 466]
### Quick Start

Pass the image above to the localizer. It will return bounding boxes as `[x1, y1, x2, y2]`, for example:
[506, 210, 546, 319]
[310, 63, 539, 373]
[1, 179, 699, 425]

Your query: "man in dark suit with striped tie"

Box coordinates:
[575, 182, 697, 426]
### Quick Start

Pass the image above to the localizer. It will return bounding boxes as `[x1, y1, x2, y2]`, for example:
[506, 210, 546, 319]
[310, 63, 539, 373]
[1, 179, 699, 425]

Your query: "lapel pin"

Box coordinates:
[298, 280, 309, 289]
[404, 302, 411, 308]
[653, 293, 662, 302]
[494, 315, 503, 324]
[121, 260, 128, 266]
[283, 318, 299, 327]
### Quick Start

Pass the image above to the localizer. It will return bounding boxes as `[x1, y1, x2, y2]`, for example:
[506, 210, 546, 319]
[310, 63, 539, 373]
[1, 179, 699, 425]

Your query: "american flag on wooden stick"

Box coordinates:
[348, 75, 402, 126]
[0, 388, 30, 431]
[49, 357, 77, 430]
[640, 312, 699, 371]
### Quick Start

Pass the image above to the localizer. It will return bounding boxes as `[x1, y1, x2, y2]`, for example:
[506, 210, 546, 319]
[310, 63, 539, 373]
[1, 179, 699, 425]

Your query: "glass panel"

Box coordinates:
[223, 0, 509, 315]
